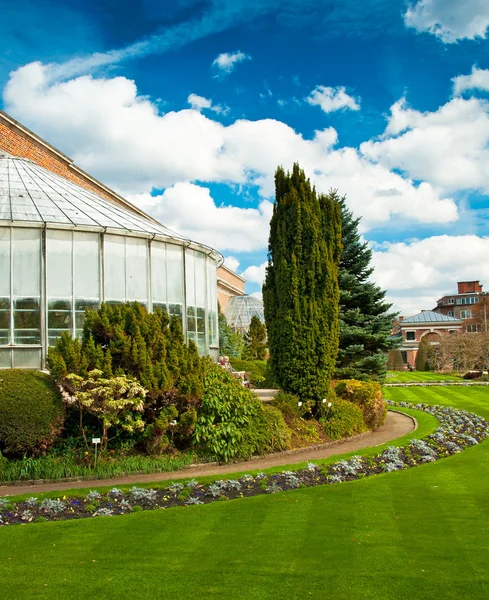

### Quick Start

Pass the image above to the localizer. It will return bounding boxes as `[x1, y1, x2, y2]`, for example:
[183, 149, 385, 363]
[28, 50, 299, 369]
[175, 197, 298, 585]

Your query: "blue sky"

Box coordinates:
[2, 0, 489, 315]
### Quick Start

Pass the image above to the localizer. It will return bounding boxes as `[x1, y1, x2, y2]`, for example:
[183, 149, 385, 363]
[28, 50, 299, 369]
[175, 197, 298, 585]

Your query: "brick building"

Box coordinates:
[433, 281, 486, 332]
[394, 310, 463, 368]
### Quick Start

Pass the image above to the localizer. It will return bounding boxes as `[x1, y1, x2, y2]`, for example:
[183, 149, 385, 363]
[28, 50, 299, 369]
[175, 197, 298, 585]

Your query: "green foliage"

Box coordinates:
[0, 370, 64, 457]
[336, 196, 400, 383]
[228, 359, 272, 388]
[320, 398, 366, 440]
[218, 304, 244, 358]
[415, 339, 430, 371]
[271, 390, 302, 420]
[263, 163, 342, 401]
[62, 370, 147, 451]
[48, 303, 204, 404]
[387, 349, 405, 371]
[242, 316, 267, 360]
[335, 379, 387, 430]
[193, 360, 291, 462]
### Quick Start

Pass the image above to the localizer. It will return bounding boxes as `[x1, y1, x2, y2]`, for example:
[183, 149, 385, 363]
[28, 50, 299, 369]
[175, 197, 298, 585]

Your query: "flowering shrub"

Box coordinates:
[1, 402, 488, 528]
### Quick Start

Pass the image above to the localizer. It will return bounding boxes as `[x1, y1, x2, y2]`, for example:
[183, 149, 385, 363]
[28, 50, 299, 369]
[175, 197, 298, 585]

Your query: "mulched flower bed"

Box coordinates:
[1, 401, 488, 527]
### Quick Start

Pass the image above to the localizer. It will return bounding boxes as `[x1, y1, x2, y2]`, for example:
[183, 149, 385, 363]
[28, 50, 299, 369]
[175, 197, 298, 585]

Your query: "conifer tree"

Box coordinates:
[335, 195, 400, 382]
[263, 164, 342, 401]
[242, 315, 267, 360]
[218, 303, 243, 358]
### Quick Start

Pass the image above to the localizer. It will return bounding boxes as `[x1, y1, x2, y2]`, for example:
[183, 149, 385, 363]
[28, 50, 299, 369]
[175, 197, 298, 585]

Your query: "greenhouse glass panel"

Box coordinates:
[194, 252, 206, 307]
[12, 348, 41, 369]
[126, 237, 148, 302]
[0, 348, 11, 369]
[206, 259, 218, 348]
[46, 230, 72, 298]
[104, 235, 125, 301]
[167, 245, 184, 304]
[0, 228, 10, 297]
[12, 229, 41, 345]
[74, 232, 100, 298]
[151, 241, 167, 306]
[0, 229, 10, 345]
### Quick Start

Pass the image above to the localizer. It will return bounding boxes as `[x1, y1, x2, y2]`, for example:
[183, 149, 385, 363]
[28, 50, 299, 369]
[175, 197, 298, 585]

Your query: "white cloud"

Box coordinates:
[241, 262, 267, 285]
[187, 93, 228, 114]
[361, 96, 489, 194]
[212, 51, 251, 76]
[371, 235, 489, 316]
[452, 66, 489, 96]
[3, 61, 459, 246]
[251, 291, 263, 300]
[127, 183, 274, 252]
[404, 0, 489, 43]
[306, 86, 360, 113]
[224, 256, 240, 272]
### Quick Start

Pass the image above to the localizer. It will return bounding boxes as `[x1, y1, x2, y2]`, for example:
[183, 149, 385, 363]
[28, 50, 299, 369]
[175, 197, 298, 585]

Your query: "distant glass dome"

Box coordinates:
[225, 295, 265, 333]
[0, 153, 222, 369]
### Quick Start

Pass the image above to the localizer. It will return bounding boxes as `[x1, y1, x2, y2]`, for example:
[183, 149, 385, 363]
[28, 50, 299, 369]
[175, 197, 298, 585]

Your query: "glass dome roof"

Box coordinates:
[0, 153, 197, 245]
[225, 295, 265, 331]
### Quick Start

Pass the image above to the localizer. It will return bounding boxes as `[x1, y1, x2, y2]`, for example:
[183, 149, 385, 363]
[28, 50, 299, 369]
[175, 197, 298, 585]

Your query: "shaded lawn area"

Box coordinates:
[386, 371, 462, 383]
[1, 387, 489, 600]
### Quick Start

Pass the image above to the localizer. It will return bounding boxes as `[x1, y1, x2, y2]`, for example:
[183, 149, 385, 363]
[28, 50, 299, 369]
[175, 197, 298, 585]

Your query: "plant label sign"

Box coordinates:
[92, 438, 101, 444]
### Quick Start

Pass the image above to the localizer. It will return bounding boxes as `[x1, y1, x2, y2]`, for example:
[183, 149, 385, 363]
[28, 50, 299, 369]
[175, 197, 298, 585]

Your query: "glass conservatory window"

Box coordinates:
[46, 230, 73, 346]
[74, 232, 100, 336]
[185, 249, 207, 354]
[206, 259, 218, 348]
[126, 237, 148, 304]
[0, 228, 10, 345]
[151, 241, 167, 310]
[167, 244, 183, 324]
[104, 235, 126, 301]
[12, 229, 41, 345]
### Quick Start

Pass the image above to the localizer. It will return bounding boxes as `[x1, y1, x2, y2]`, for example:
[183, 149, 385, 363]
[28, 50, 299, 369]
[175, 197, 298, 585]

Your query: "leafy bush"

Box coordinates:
[271, 390, 301, 419]
[0, 370, 64, 456]
[229, 359, 273, 388]
[335, 379, 387, 430]
[463, 371, 482, 380]
[193, 361, 291, 462]
[320, 398, 366, 441]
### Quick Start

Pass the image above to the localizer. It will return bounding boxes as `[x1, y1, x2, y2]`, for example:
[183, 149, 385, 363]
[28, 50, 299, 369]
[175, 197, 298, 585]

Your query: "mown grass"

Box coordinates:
[386, 371, 462, 383]
[1, 387, 489, 600]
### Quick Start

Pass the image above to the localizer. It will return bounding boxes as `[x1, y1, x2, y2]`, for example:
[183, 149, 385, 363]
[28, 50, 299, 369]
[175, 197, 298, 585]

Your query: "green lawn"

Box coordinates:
[1, 387, 489, 600]
[386, 370, 462, 383]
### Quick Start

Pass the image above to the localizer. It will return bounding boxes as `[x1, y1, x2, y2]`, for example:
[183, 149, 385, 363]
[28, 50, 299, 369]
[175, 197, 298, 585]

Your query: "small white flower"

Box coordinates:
[327, 402, 332, 407]
[298, 401, 302, 407]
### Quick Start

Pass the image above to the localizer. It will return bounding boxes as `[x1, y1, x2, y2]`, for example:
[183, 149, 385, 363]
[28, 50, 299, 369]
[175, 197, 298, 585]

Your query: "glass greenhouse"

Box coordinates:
[0, 151, 222, 369]
[225, 295, 265, 333]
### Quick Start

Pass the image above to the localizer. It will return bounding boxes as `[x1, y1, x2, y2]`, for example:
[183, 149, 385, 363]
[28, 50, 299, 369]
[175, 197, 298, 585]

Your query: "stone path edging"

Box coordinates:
[0, 410, 416, 496]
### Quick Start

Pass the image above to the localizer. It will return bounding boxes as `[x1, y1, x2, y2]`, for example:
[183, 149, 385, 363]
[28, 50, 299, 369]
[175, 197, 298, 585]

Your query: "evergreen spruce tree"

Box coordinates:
[335, 195, 400, 382]
[263, 164, 342, 401]
[242, 315, 267, 360]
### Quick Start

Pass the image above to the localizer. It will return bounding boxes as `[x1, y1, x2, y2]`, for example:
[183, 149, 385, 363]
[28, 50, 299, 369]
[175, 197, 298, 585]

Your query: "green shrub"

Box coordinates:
[228, 359, 272, 388]
[271, 390, 301, 419]
[334, 379, 387, 430]
[320, 398, 366, 440]
[240, 405, 291, 456]
[0, 370, 64, 456]
[193, 361, 291, 462]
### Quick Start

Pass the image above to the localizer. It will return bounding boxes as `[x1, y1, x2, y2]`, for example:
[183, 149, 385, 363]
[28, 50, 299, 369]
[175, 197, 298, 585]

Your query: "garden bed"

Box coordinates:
[1, 401, 487, 527]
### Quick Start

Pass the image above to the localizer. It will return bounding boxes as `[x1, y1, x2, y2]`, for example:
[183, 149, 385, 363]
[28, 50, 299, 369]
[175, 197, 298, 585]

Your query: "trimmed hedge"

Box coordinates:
[0, 370, 63, 456]
[320, 398, 366, 440]
[335, 379, 387, 430]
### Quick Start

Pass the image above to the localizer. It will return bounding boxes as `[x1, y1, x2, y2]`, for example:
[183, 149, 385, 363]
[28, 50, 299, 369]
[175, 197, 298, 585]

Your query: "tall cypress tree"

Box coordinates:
[335, 195, 400, 382]
[263, 164, 342, 401]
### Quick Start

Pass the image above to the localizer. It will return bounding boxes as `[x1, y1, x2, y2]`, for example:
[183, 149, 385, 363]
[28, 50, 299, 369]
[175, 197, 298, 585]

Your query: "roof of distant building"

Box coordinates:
[401, 310, 462, 324]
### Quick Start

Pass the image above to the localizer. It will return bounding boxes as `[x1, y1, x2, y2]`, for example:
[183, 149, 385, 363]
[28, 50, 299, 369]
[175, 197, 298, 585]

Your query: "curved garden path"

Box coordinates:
[0, 410, 415, 496]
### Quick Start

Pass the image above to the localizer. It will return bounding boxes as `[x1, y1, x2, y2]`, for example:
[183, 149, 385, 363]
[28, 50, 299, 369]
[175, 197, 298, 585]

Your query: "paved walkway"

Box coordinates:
[0, 411, 416, 497]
